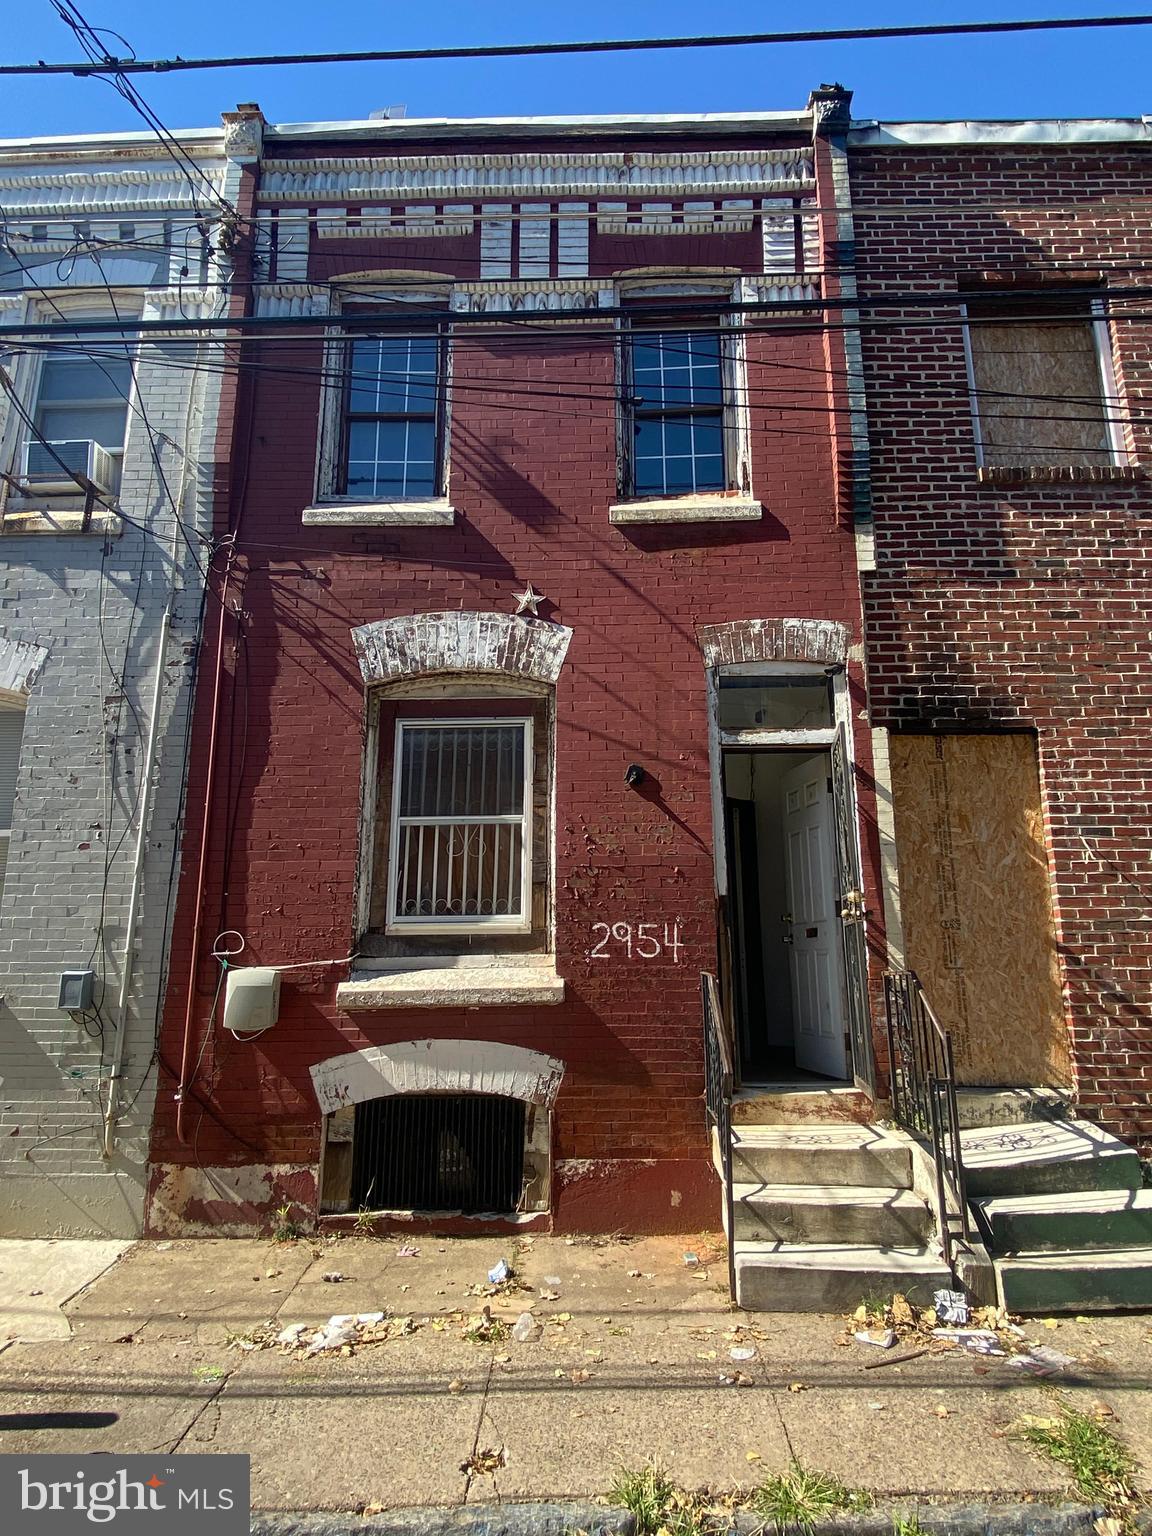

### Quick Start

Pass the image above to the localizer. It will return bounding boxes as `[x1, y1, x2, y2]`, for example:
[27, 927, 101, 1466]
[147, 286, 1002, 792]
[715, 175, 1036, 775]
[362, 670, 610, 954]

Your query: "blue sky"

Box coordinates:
[0, 2, 1148, 138]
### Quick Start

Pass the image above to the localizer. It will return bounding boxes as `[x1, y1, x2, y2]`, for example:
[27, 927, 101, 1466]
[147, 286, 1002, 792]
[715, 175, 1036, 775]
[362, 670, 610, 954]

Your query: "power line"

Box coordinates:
[4, 13, 1152, 77]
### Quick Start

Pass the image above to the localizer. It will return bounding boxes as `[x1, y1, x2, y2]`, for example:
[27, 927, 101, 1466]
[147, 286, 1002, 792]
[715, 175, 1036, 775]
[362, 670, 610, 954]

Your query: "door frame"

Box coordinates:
[707, 659, 876, 1093]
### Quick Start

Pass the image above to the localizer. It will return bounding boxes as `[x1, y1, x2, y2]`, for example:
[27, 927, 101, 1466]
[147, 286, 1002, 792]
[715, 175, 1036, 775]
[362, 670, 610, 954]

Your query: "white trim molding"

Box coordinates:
[309, 1037, 565, 1115]
[352, 611, 574, 688]
[698, 617, 851, 669]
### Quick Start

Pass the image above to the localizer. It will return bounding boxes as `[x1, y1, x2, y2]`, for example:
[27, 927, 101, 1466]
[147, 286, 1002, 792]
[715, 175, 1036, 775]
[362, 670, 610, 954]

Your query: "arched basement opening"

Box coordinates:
[312, 1040, 561, 1218]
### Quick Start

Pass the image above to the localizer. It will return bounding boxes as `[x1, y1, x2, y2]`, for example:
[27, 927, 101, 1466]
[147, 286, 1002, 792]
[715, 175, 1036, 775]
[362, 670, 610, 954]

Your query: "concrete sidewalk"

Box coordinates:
[0, 1233, 1148, 1514]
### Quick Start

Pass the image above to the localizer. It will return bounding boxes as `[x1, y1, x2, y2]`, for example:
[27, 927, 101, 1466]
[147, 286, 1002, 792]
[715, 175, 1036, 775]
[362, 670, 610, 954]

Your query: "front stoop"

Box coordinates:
[962, 1114, 1152, 1312]
[729, 1124, 949, 1311]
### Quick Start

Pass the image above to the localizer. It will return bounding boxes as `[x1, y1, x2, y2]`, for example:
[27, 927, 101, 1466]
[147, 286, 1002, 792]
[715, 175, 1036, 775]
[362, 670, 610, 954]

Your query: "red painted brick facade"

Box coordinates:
[852, 139, 1152, 1147]
[147, 118, 883, 1234]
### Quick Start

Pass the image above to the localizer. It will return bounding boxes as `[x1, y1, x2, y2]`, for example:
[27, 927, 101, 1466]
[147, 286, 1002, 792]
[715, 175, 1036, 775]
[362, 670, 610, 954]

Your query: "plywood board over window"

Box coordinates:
[889, 733, 1071, 1087]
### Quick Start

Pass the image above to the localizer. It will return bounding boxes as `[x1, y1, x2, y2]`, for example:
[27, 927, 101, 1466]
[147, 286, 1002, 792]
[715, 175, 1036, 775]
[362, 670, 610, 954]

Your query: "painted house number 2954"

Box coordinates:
[589, 921, 683, 962]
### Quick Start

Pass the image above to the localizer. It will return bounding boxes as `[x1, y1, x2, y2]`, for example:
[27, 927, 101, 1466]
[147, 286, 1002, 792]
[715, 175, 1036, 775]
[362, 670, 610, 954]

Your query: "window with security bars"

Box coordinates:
[386, 719, 533, 934]
[626, 327, 728, 497]
[341, 332, 444, 499]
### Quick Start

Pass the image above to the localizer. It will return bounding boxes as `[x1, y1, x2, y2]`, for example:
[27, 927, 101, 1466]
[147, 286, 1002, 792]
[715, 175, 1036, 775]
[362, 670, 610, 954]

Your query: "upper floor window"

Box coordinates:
[966, 297, 1122, 470]
[33, 343, 133, 460]
[624, 326, 729, 498]
[3, 311, 135, 500]
[337, 329, 447, 501]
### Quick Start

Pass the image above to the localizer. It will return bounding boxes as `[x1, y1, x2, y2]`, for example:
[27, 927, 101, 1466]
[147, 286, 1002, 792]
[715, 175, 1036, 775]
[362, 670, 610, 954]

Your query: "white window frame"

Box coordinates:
[314, 288, 453, 508]
[0, 294, 140, 496]
[962, 295, 1126, 470]
[385, 715, 534, 937]
[620, 318, 736, 501]
[0, 698, 28, 904]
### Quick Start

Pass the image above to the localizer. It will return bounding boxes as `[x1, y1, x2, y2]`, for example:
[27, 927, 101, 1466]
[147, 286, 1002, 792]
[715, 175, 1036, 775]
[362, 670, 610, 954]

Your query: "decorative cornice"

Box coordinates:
[317, 205, 475, 239]
[451, 280, 615, 314]
[0, 166, 224, 218]
[260, 149, 814, 203]
[698, 618, 850, 669]
[596, 199, 756, 235]
[351, 611, 573, 687]
[255, 283, 333, 318]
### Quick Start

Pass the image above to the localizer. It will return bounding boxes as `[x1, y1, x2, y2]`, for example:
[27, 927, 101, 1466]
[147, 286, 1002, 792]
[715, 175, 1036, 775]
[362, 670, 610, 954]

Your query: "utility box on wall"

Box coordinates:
[223, 966, 282, 1036]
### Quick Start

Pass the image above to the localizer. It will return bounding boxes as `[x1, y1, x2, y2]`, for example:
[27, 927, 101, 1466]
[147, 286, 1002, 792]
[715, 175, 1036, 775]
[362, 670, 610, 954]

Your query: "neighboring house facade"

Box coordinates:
[849, 114, 1152, 1139]
[145, 94, 888, 1241]
[0, 114, 257, 1234]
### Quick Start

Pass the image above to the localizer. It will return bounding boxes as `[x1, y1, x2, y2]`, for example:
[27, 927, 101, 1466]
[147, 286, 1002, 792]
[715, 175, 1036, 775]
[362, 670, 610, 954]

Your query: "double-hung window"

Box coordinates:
[625, 326, 728, 497]
[339, 331, 445, 500]
[32, 341, 132, 460]
[386, 718, 533, 935]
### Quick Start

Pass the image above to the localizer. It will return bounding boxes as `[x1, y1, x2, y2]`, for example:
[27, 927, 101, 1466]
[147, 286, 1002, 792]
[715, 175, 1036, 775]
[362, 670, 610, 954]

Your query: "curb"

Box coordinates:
[250, 1502, 1111, 1536]
[250, 1504, 636, 1536]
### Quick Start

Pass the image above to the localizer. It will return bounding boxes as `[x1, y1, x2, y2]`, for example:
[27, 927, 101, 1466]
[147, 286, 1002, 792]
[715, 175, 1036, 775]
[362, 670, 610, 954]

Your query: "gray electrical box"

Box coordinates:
[58, 970, 95, 1010]
[223, 966, 282, 1036]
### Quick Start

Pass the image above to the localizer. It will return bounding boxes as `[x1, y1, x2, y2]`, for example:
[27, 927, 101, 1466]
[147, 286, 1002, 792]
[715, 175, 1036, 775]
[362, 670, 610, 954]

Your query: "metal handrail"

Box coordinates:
[883, 967, 971, 1272]
[701, 971, 737, 1302]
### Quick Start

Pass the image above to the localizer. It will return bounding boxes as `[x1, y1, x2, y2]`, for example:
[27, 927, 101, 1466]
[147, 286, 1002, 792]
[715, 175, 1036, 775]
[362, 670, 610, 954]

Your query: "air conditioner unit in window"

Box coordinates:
[18, 438, 115, 495]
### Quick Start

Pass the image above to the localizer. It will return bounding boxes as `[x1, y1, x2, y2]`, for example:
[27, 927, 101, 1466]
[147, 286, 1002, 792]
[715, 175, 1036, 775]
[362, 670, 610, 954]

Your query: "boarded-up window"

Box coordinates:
[967, 301, 1113, 468]
[889, 733, 1071, 1088]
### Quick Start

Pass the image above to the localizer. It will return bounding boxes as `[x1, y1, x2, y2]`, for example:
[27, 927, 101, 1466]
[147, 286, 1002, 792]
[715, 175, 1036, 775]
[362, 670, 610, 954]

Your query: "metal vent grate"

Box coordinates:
[350, 1093, 527, 1214]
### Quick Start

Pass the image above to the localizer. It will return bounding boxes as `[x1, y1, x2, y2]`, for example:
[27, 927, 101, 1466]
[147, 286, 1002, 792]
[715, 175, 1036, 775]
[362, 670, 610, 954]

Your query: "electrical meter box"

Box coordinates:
[223, 966, 282, 1036]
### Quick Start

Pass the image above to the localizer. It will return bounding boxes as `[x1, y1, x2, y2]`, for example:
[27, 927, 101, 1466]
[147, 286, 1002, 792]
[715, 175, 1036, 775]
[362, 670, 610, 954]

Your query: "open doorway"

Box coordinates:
[723, 748, 850, 1084]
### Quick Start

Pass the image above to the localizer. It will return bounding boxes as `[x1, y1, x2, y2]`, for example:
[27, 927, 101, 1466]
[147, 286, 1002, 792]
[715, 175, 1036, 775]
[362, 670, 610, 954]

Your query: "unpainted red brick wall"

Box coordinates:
[852, 145, 1152, 1145]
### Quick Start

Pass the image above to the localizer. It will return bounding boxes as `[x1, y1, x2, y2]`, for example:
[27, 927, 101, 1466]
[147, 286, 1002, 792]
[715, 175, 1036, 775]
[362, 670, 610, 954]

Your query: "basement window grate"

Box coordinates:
[349, 1092, 527, 1214]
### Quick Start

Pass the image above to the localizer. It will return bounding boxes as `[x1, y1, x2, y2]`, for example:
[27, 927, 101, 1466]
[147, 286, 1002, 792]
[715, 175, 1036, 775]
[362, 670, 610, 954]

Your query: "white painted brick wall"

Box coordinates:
[0, 261, 228, 1236]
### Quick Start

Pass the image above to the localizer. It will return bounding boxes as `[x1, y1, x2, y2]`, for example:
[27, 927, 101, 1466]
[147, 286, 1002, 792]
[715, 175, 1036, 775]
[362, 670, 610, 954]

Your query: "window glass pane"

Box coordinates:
[632, 331, 722, 408]
[36, 353, 132, 404]
[394, 822, 524, 919]
[399, 725, 525, 818]
[36, 404, 129, 450]
[345, 419, 436, 498]
[718, 676, 834, 731]
[348, 335, 438, 415]
[633, 415, 724, 496]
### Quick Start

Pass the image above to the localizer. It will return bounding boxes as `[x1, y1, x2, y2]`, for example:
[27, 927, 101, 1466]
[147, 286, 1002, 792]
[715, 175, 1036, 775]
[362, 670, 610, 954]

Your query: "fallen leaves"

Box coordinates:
[460, 1447, 506, 1476]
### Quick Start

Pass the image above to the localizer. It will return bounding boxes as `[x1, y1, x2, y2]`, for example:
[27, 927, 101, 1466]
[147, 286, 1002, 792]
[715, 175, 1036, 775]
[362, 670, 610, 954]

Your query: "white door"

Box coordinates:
[782, 755, 849, 1078]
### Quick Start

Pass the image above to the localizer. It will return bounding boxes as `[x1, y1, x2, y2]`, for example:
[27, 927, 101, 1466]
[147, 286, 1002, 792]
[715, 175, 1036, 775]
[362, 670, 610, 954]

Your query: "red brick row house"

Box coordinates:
[145, 94, 888, 1270]
[143, 92, 1152, 1309]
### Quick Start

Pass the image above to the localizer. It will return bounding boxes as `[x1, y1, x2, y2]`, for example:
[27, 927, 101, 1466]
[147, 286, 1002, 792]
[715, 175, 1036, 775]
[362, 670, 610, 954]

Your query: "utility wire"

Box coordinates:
[4, 13, 1152, 76]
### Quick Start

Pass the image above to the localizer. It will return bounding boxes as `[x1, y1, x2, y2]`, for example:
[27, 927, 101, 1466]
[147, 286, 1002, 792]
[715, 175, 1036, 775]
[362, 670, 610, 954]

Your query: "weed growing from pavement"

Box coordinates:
[750, 1464, 873, 1531]
[890, 1517, 926, 1536]
[352, 1206, 376, 1237]
[610, 1464, 677, 1535]
[611, 1460, 870, 1536]
[270, 1204, 303, 1242]
[1015, 1396, 1140, 1515]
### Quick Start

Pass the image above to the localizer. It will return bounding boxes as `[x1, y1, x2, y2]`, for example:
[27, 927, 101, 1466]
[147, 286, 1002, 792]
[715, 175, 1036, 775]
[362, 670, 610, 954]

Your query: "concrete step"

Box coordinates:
[732, 1183, 933, 1246]
[977, 1189, 1152, 1254]
[955, 1087, 1074, 1130]
[731, 1124, 913, 1189]
[734, 1241, 950, 1313]
[996, 1246, 1152, 1313]
[731, 1086, 874, 1126]
[961, 1119, 1141, 1198]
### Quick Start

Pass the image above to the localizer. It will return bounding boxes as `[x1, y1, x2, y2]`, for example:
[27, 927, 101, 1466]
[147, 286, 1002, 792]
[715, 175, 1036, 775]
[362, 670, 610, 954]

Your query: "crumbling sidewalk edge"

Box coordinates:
[251, 1499, 1119, 1536]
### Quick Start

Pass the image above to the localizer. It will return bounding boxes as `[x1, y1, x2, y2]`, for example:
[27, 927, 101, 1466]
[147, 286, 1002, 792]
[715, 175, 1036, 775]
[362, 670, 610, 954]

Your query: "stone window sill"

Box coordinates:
[302, 499, 456, 527]
[609, 494, 762, 525]
[1, 508, 123, 537]
[977, 465, 1146, 486]
[336, 956, 564, 1011]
